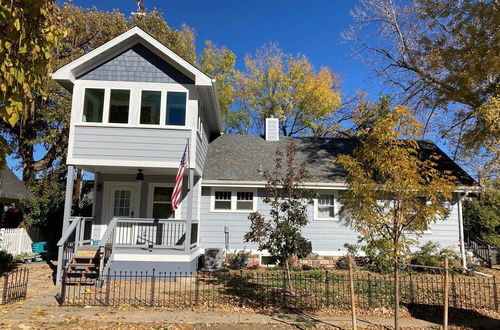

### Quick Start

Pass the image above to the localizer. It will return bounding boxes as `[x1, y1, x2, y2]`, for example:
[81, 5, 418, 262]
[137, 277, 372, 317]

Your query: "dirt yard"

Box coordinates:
[0, 263, 499, 329]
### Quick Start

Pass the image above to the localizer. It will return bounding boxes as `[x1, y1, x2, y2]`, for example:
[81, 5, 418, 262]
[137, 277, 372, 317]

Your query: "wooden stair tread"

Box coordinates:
[68, 263, 97, 267]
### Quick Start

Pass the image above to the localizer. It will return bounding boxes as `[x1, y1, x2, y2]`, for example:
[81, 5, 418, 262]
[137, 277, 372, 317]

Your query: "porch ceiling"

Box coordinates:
[78, 165, 181, 176]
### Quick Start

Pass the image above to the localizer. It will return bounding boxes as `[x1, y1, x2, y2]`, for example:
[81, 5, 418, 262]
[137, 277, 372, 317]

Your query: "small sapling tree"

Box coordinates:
[245, 143, 314, 291]
[336, 105, 456, 329]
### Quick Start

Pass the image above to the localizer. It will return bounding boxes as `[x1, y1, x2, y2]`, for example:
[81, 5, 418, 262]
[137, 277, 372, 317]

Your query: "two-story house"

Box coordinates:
[52, 27, 479, 283]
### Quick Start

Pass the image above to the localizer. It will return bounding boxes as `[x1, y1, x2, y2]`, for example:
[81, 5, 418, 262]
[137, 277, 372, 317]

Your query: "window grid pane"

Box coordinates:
[166, 92, 186, 126]
[109, 89, 130, 124]
[318, 194, 335, 218]
[83, 88, 104, 122]
[140, 91, 161, 125]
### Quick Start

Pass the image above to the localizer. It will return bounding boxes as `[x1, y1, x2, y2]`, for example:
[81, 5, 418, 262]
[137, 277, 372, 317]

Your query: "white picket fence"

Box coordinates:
[0, 228, 40, 256]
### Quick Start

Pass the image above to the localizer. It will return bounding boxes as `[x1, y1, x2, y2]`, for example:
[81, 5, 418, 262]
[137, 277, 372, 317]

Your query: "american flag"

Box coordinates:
[171, 145, 188, 211]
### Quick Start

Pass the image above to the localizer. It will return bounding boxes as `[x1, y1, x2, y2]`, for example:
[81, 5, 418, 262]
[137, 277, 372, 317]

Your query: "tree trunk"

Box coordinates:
[394, 262, 400, 330]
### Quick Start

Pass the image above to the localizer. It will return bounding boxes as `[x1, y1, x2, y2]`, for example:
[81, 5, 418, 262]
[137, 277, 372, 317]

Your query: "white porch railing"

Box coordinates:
[97, 218, 199, 274]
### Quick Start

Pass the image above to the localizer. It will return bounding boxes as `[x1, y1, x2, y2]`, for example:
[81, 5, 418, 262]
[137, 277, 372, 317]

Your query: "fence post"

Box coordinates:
[150, 268, 156, 307]
[443, 257, 449, 330]
[325, 270, 330, 307]
[281, 271, 286, 305]
[2, 272, 9, 305]
[451, 273, 457, 308]
[493, 276, 499, 312]
[105, 268, 111, 306]
[348, 255, 357, 330]
[195, 273, 200, 306]
[408, 271, 414, 304]
[239, 269, 243, 307]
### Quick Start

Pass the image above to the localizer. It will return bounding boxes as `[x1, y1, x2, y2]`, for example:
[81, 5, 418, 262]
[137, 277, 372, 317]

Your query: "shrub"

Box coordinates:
[361, 241, 393, 273]
[226, 250, 250, 270]
[411, 241, 461, 273]
[0, 251, 14, 272]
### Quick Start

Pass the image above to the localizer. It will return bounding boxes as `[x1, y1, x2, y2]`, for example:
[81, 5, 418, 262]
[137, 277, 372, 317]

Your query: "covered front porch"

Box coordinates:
[56, 165, 201, 283]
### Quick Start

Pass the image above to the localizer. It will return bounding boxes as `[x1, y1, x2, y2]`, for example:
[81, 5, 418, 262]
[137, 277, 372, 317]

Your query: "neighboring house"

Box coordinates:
[52, 27, 479, 282]
[0, 167, 30, 228]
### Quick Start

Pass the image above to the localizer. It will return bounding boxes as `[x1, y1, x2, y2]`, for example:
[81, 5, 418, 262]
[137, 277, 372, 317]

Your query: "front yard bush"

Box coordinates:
[410, 241, 461, 272]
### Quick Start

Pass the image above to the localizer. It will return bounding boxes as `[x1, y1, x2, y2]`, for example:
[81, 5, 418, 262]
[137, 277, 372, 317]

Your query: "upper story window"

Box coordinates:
[166, 92, 187, 126]
[82, 88, 104, 122]
[79, 85, 188, 127]
[108, 89, 130, 124]
[211, 189, 257, 212]
[140, 90, 162, 125]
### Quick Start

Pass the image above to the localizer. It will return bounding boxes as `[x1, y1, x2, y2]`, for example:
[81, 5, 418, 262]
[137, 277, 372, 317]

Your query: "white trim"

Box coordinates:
[209, 187, 257, 213]
[67, 158, 181, 169]
[112, 249, 202, 262]
[52, 27, 212, 86]
[101, 182, 141, 226]
[313, 190, 340, 221]
[201, 180, 479, 193]
[78, 83, 190, 129]
[146, 182, 181, 220]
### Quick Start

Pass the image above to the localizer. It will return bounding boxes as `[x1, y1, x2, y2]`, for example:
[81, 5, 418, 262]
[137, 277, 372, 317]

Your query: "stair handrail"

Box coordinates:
[468, 233, 493, 267]
[98, 218, 118, 276]
[57, 216, 83, 246]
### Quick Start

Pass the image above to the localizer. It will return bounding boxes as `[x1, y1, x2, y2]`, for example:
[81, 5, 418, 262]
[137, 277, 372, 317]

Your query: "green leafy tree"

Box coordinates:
[336, 105, 456, 329]
[245, 143, 314, 291]
[198, 40, 237, 131]
[0, 0, 65, 170]
[234, 43, 342, 136]
[464, 187, 500, 246]
[345, 0, 500, 180]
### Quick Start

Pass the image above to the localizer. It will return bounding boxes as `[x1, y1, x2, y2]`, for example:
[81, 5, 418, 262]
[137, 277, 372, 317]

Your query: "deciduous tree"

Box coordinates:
[344, 0, 500, 180]
[245, 143, 314, 290]
[336, 105, 455, 329]
[234, 43, 342, 136]
[0, 0, 65, 170]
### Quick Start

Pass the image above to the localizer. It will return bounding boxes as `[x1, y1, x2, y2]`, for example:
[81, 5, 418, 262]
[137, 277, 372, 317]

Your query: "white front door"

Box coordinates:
[102, 182, 141, 224]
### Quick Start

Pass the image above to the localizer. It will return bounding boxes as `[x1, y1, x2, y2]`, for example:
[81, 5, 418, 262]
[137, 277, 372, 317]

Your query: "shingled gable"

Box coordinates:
[203, 135, 477, 187]
[51, 26, 213, 90]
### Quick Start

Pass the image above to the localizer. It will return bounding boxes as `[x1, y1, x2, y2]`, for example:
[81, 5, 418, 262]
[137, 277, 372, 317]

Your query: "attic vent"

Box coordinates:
[265, 117, 279, 141]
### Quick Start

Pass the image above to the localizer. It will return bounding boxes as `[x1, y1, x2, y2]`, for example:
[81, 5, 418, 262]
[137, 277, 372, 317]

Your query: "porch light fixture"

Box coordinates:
[135, 169, 144, 182]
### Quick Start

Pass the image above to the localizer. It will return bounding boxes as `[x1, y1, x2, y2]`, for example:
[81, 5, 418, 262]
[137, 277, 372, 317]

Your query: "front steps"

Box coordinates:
[65, 245, 100, 285]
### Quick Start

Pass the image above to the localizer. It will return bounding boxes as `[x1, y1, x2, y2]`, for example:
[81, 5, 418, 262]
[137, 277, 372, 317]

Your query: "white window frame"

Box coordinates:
[76, 81, 190, 129]
[146, 183, 181, 219]
[210, 187, 257, 213]
[313, 190, 340, 221]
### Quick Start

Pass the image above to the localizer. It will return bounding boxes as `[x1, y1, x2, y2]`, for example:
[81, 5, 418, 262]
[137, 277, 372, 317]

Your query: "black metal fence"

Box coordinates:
[1, 268, 29, 305]
[60, 269, 499, 312]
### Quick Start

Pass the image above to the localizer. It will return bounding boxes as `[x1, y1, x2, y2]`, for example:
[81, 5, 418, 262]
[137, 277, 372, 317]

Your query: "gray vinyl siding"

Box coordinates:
[195, 123, 210, 171]
[72, 126, 191, 164]
[198, 187, 461, 254]
[78, 44, 194, 84]
[92, 173, 201, 240]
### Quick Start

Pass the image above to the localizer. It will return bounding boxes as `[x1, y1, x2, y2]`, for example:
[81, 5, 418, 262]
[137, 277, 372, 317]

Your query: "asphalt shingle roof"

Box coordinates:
[203, 135, 477, 186]
[0, 167, 30, 202]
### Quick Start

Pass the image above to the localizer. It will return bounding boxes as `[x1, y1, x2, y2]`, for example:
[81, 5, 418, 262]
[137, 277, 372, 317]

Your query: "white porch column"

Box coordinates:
[56, 165, 75, 284]
[457, 193, 467, 269]
[184, 168, 194, 252]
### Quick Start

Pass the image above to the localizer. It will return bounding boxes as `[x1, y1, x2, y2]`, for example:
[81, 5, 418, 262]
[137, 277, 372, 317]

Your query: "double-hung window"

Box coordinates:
[314, 191, 338, 220]
[148, 184, 178, 219]
[212, 189, 256, 212]
[214, 191, 232, 210]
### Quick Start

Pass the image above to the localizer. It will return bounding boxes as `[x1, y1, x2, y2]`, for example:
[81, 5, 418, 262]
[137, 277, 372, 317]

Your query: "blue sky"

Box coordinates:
[7, 1, 423, 178]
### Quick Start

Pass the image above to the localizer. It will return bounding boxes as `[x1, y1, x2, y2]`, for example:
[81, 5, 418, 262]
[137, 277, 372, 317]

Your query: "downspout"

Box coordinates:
[457, 192, 467, 269]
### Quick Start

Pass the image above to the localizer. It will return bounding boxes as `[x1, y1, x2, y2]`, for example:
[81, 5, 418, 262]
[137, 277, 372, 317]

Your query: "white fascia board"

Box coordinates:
[52, 27, 212, 87]
[201, 180, 349, 189]
[201, 180, 479, 193]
